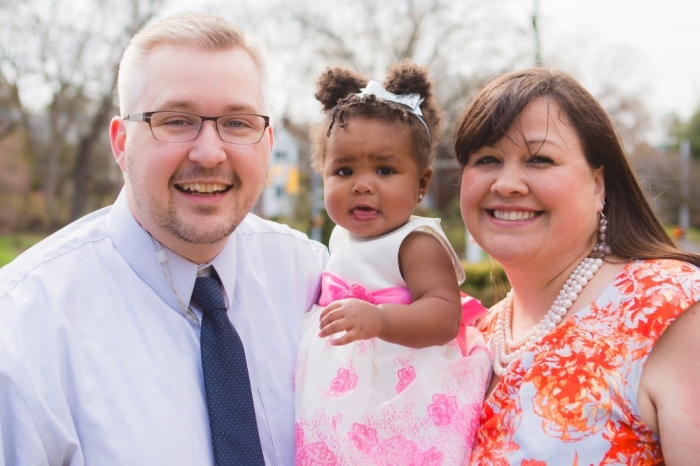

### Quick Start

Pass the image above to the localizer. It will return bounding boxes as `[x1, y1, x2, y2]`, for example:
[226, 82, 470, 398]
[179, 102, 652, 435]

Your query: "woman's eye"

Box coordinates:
[530, 156, 553, 164]
[473, 155, 499, 165]
[377, 167, 394, 175]
[335, 168, 352, 176]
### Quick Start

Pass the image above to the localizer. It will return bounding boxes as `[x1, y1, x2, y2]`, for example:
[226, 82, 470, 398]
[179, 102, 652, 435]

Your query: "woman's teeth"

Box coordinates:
[493, 210, 537, 221]
[177, 183, 228, 194]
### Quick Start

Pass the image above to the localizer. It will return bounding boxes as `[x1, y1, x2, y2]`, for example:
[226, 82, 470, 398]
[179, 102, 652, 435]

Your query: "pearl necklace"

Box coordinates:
[492, 215, 610, 377]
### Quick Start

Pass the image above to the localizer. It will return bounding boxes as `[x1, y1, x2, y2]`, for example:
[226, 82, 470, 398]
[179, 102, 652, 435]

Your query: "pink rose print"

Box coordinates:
[454, 403, 481, 445]
[396, 366, 416, 393]
[348, 423, 379, 454]
[375, 436, 419, 466]
[331, 413, 342, 430]
[296, 442, 338, 466]
[427, 393, 459, 427]
[420, 447, 444, 466]
[340, 284, 377, 304]
[328, 367, 359, 396]
[295, 422, 304, 449]
[357, 338, 375, 356]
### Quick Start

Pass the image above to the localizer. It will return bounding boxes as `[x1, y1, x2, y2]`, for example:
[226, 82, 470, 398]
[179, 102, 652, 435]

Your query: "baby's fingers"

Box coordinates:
[319, 306, 345, 330]
[319, 301, 342, 321]
[329, 329, 361, 346]
[318, 315, 348, 338]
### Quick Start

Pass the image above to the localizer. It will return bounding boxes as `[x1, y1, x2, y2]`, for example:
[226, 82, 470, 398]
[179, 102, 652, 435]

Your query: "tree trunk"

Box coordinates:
[68, 85, 116, 222]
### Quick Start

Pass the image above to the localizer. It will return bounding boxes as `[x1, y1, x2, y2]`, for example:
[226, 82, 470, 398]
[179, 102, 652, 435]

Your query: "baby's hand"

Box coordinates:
[318, 299, 382, 345]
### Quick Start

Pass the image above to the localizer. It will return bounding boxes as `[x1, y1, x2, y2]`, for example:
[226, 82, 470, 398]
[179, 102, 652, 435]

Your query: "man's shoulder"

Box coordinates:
[0, 206, 113, 299]
[237, 213, 327, 254]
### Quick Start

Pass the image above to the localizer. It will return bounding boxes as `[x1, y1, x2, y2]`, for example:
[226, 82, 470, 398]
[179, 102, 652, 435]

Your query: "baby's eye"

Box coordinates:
[335, 167, 352, 176]
[377, 167, 394, 175]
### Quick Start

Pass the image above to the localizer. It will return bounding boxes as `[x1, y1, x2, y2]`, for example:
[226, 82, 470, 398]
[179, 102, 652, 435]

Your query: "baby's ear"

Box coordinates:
[315, 67, 368, 111]
[418, 167, 434, 197]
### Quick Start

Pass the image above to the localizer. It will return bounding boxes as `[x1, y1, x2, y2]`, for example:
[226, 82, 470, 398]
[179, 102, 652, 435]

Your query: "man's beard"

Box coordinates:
[128, 163, 255, 245]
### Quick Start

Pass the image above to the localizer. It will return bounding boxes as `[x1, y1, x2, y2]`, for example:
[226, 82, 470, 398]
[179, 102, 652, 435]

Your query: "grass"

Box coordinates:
[0, 234, 44, 268]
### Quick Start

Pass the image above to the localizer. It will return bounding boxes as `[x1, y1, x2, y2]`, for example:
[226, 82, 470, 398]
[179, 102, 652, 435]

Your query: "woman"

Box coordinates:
[455, 68, 700, 465]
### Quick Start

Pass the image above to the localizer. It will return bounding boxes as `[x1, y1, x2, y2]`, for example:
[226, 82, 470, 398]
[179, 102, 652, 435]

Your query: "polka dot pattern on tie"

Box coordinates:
[193, 276, 265, 465]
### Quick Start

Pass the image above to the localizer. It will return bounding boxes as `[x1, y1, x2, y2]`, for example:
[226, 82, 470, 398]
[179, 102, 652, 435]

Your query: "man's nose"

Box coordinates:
[188, 121, 227, 167]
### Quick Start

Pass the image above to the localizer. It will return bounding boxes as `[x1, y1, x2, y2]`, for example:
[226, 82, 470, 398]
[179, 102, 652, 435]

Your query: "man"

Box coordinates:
[0, 13, 326, 465]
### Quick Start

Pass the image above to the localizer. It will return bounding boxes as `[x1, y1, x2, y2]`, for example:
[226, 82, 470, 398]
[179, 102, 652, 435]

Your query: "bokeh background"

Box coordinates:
[1, 0, 698, 303]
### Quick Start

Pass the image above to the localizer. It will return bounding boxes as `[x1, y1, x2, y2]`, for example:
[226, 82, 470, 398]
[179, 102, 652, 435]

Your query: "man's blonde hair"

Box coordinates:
[117, 12, 268, 115]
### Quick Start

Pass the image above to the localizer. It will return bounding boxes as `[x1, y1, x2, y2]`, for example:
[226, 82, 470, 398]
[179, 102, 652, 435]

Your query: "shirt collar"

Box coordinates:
[106, 189, 238, 316]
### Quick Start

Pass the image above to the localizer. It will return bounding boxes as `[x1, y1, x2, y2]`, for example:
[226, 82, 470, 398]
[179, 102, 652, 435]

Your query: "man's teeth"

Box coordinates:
[493, 210, 537, 221]
[178, 183, 228, 193]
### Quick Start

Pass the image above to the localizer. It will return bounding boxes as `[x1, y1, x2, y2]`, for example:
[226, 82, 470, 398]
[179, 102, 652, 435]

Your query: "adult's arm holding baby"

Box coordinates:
[318, 231, 462, 347]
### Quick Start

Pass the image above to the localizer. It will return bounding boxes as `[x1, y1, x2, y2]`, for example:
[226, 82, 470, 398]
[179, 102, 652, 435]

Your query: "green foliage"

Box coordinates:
[687, 109, 700, 159]
[0, 234, 43, 267]
[669, 106, 700, 160]
[460, 260, 510, 309]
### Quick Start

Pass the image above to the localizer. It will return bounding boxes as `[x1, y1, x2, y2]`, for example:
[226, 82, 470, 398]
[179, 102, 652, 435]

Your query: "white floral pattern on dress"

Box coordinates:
[296, 219, 491, 465]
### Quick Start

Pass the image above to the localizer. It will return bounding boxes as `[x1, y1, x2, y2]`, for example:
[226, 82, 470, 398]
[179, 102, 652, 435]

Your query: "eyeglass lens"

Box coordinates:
[149, 112, 267, 144]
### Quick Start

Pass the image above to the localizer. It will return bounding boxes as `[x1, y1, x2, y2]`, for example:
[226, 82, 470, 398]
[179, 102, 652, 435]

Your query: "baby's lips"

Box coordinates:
[350, 207, 380, 221]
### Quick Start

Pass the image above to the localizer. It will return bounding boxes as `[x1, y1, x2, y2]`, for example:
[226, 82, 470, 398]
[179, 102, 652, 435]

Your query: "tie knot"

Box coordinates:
[192, 276, 227, 314]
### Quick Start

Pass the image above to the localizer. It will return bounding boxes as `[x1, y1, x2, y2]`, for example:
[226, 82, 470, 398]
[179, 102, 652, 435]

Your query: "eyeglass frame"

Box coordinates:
[123, 111, 270, 145]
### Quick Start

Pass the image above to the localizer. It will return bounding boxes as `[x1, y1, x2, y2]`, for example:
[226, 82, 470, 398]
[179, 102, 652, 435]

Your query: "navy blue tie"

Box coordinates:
[192, 276, 265, 466]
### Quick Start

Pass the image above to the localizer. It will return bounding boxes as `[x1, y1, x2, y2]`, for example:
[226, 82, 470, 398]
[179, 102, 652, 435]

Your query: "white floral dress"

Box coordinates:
[295, 217, 491, 466]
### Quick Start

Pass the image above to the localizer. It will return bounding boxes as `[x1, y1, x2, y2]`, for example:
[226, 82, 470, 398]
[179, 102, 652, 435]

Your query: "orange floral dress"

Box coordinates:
[471, 259, 700, 466]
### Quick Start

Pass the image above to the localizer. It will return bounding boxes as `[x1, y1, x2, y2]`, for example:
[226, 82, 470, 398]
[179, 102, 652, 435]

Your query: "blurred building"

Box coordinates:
[259, 125, 300, 218]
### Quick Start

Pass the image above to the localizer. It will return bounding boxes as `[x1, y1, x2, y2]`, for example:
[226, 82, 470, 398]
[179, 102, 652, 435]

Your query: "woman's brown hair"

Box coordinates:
[454, 67, 700, 268]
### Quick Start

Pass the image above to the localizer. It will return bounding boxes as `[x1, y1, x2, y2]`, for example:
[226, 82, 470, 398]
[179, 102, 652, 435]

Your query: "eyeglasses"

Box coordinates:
[124, 111, 270, 145]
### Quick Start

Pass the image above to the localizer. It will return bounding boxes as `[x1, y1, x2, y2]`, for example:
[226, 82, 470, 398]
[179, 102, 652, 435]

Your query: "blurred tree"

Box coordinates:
[0, 0, 164, 229]
[260, 0, 530, 130]
[686, 109, 700, 159]
[236, 0, 534, 226]
[631, 142, 700, 228]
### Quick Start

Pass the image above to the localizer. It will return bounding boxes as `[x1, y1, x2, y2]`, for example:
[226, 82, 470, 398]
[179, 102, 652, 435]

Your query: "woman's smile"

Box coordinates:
[488, 209, 541, 221]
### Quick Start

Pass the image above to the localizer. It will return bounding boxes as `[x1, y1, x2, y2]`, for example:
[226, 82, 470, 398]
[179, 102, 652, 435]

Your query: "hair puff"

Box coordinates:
[310, 61, 442, 173]
[314, 68, 368, 111]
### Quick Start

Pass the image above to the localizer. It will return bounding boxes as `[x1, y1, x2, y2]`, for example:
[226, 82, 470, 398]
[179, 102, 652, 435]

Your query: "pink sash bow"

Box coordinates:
[317, 271, 487, 356]
[318, 272, 412, 306]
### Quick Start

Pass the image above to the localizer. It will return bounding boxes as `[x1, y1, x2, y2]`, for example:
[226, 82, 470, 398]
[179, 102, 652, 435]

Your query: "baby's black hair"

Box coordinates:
[310, 61, 442, 172]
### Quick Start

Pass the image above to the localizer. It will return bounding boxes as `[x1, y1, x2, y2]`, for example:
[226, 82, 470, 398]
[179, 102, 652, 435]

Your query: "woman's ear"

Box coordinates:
[594, 165, 605, 212]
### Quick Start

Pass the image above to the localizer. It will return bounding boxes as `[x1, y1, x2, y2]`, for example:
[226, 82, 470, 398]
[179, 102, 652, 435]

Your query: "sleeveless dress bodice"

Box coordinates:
[471, 259, 700, 465]
[295, 217, 490, 465]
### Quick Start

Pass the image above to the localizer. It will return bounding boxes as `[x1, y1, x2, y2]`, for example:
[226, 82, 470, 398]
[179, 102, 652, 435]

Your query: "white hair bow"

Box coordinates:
[357, 81, 430, 139]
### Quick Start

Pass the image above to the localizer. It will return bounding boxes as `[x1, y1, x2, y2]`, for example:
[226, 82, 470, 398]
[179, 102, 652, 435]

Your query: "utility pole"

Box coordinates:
[679, 138, 691, 251]
[310, 172, 324, 242]
[532, 0, 541, 66]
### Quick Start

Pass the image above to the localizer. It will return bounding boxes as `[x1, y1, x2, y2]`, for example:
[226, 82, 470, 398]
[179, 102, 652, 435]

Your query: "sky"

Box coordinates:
[12, 0, 700, 143]
[539, 0, 700, 121]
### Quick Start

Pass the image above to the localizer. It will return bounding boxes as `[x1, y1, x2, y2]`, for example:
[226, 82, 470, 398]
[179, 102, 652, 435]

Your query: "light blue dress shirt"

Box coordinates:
[0, 190, 327, 465]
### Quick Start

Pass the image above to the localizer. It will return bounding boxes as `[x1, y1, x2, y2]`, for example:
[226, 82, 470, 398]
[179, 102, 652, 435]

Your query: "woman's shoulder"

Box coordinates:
[602, 258, 700, 332]
[622, 258, 700, 291]
[633, 257, 700, 273]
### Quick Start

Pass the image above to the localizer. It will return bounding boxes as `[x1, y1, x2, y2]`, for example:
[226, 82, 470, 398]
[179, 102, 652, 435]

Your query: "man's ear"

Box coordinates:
[266, 124, 274, 158]
[110, 117, 127, 173]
